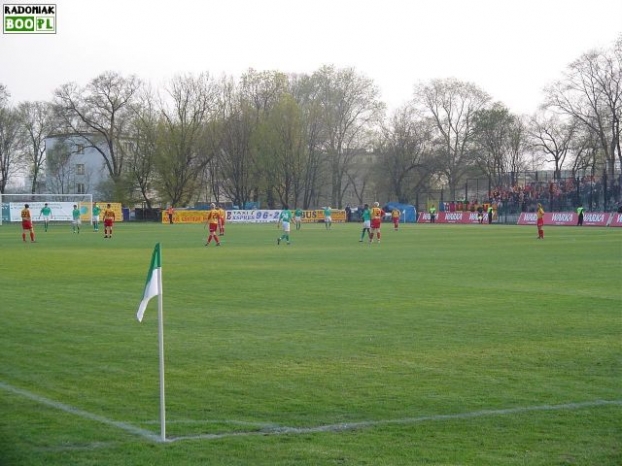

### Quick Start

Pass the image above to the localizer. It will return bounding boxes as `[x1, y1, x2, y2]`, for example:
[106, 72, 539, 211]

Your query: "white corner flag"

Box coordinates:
[137, 243, 162, 322]
[136, 243, 167, 442]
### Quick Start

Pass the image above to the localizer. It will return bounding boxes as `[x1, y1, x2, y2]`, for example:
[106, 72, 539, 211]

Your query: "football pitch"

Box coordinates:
[0, 221, 620, 465]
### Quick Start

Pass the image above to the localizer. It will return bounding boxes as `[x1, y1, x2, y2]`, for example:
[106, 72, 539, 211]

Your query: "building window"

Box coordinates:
[76, 183, 86, 194]
[76, 164, 85, 175]
[76, 144, 84, 154]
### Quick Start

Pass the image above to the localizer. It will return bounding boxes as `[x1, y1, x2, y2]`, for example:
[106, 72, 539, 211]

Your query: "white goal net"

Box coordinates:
[0, 193, 93, 226]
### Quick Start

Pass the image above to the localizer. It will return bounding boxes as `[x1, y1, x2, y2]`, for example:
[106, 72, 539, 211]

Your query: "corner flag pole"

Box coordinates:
[136, 243, 166, 442]
[157, 261, 166, 442]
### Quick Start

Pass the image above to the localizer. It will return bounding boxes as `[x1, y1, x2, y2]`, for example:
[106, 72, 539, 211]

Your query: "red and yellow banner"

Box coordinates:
[161, 209, 347, 224]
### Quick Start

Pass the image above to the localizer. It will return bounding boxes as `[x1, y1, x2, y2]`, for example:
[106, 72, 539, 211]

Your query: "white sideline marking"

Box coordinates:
[0, 381, 161, 442]
[1, 380, 620, 444]
[167, 399, 622, 442]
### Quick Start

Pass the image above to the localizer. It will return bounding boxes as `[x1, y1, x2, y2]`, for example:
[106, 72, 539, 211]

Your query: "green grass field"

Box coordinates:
[0, 221, 620, 465]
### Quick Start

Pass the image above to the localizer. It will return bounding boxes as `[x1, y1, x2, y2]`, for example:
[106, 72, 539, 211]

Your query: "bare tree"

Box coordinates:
[16, 101, 58, 193]
[376, 104, 434, 203]
[414, 78, 491, 200]
[254, 94, 307, 207]
[506, 115, 530, 180]
[154, 73, 218, 207]
[54, 71, 142, 201]
[0, 85, 22, 193]
[544, 37, 621, 195]
[316, 65, 385, 208]
[471, 103, 531, 188]
[126, 87, 158, 208]
[45, 137, 74, 194]
[472, 103, 512, 187]
[528, 112, 576, 180]
[289, 72, 329, 209]
[212, 77, 257, 208]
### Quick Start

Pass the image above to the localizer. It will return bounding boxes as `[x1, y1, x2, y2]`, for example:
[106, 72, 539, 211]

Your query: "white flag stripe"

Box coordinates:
[136, 244, 162, 323]
[137, 267, 161, 322]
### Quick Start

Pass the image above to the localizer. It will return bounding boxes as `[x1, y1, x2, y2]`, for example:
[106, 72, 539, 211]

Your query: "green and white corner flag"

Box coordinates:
[135, 243, 167, 441]
[137, 243, 162, 322]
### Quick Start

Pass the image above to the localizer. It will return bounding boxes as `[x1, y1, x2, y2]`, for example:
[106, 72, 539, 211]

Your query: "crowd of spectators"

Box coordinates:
[486, 173, 621, 212]
[447, 172, 621, 213]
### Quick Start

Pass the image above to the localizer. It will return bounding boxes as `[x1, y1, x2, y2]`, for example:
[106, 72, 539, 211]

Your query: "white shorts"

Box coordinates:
[72, 219, 81, 226]
[363, 220, 371, 228]
[295, 216, 301, 223]
[41, 215, 50, 221]
[281, 221, 291, 232]
[325, 216, 332, 223]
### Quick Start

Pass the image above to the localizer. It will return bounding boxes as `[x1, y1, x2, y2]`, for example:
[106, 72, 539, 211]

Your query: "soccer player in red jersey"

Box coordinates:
[536, 203, 545, 239]
[21, 204, 36, 242]
[369, 202, 384, 243]
[103, 204, 116, 238]
[205, 203, 221, 246]
[391, 208, 400, 231]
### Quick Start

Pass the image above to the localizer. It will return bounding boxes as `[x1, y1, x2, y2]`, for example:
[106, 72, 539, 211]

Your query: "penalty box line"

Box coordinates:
[1, 381, 620, 443]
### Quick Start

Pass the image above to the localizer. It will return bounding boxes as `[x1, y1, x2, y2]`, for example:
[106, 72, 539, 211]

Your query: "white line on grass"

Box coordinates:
[0, 381, 161, 442]
[1, 380, 620, 444]
[166, 399, 622, 442]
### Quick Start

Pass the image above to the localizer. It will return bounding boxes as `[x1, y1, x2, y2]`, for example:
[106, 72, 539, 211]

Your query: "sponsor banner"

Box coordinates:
[316, 209, 346, 223]
[161, 210, 209, 224]
[417, 210, 618, 226]
[161, 209, 347, 224]
[417, 212, 431, 223]
[417, 211, 484, 224]
[7, 201, 111, 222]
[581, 212, 609, 226]
[608, 213, 622, 227]
[547, 212, 576, 225]
[516, 212, 538, 225]
[226, 210, 281, 223]
[517, 212, 614, 226]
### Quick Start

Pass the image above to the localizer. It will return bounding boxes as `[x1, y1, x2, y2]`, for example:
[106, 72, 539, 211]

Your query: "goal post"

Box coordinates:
[0, 193, 93, 226]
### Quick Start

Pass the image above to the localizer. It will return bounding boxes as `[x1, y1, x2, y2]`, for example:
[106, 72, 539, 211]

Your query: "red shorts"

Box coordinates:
[371, 219, 381, 229]
[22, 220, 32, 230]
[104, 219, 114, 227]
[537, 218, 544, 227]
[209, 223, 218, 233]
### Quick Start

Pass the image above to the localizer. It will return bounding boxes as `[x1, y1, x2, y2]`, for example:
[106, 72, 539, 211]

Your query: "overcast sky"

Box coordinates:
[1, 0, 621, 115]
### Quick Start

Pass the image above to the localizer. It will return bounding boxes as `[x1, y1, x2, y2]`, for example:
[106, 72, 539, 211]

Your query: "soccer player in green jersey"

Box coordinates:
[39, 203, 52, 232]
[323, 206, 332, 229]
[359, 204, 371, 242]
[71, 205, 81, 234]
[277, 205, 293, 245]
[294, 207, 303, 230]
[92, 203, 101, 231]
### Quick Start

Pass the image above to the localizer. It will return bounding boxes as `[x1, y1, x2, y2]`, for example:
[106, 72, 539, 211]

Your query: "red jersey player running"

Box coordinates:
[369, 202, 384, 244]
